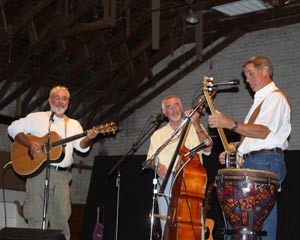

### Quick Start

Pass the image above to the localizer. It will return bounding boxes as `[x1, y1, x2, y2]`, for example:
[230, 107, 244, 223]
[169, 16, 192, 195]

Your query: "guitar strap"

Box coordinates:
[240, 89, 291, 145]
[63, 115, 69, 147]
[64, 115, 69, 137]
[239, 101, 262, 144]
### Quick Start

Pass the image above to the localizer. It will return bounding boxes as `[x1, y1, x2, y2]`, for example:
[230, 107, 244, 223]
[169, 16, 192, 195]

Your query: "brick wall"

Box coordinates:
[101, 23, 300, 158]
[1, 23, 300, 205]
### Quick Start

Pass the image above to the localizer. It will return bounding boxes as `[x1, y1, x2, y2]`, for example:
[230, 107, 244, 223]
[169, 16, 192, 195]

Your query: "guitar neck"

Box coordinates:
[203, 77, 235, 153]
[52, 131, 87, 148]
[216, 128, 235, 153]
[49, 122, 118, 148]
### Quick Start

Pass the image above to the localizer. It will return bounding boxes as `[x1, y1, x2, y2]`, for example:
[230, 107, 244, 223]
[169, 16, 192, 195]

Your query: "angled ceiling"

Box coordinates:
[1, 0, 300, 128]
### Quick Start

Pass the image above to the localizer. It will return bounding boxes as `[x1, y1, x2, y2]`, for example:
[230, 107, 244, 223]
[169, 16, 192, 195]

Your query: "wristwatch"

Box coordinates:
[232, 121, 238, 131]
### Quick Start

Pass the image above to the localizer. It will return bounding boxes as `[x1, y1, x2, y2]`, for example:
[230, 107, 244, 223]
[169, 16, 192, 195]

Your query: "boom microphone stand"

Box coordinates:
[107, 117, 164, 240]
[42, 112, 54, 229]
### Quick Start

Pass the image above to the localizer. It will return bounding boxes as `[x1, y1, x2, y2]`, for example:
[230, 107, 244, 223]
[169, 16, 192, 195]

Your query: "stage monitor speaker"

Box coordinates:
[0, 227, 66, 240]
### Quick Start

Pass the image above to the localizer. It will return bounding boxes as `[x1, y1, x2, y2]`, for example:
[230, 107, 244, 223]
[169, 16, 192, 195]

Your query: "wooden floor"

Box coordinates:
[69, 204, 86, 240]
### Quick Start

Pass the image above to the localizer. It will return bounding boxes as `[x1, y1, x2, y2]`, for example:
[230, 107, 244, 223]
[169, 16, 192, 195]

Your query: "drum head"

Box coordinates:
[216, 168, 279, 185]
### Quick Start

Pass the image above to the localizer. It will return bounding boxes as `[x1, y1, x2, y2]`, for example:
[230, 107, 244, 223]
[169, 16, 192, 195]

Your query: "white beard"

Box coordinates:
[50, 104, 67, 115]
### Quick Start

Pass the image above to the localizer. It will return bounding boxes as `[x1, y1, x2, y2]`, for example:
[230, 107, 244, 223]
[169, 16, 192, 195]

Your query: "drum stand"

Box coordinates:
[224, 229, 266, 240]
[222, 211, 267, 240]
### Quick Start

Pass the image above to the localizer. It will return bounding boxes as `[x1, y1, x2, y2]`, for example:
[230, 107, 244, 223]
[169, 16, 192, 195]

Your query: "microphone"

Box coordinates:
[142, 156, 159, 170]
[151, 114, 167, 123]
[184, 139, 211, 157]
[212, 79, 240, 87]
[49, 111, 55, 123]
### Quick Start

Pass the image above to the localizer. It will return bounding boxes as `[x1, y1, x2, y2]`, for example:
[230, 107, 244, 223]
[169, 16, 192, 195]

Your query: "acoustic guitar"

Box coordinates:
[11, 122, 118, 176]
[204, 183, 215, 240]
[203, 76, 237, 168]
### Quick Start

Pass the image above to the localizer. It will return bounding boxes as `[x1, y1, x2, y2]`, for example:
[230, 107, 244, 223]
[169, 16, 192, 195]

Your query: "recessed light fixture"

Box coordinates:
[212, 0, 272, 16]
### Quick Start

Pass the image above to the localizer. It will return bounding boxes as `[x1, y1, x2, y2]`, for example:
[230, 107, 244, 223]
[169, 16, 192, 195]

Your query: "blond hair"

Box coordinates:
[243, 56, 273, 79]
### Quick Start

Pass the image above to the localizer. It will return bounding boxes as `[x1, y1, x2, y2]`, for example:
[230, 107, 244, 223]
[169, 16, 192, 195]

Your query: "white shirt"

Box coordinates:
[147, 121, 210, 170]
[8, 111, 90, 167]
[238, 82, 291, 155]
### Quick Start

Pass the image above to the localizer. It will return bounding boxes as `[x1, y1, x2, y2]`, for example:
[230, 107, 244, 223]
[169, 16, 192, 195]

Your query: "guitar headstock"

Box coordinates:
[96, 122, 118, 135]
[203, 76, 215, 94]
[192, 76, 217, 114]
[202, 76, 217, 103]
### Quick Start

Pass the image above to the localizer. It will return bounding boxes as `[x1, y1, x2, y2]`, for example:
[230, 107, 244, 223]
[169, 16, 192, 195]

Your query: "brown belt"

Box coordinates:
[243, 147, 283, 159]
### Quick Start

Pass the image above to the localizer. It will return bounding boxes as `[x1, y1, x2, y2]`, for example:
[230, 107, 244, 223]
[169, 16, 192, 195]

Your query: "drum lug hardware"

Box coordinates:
[241, 176, 250, 192]
[221, 174, 225, 182]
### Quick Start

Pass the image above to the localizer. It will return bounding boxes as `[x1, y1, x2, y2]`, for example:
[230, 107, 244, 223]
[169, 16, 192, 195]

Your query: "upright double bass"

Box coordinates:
[161, 89, 215, 240]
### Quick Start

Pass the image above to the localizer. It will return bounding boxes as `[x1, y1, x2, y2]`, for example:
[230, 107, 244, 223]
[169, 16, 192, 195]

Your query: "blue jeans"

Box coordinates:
[157, 176, 173, 238]
[242, 151, 286, 240]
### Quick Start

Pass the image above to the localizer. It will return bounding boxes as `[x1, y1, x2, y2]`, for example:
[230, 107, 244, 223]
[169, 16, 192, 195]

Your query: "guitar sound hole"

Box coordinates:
[28, 150, 34, 160]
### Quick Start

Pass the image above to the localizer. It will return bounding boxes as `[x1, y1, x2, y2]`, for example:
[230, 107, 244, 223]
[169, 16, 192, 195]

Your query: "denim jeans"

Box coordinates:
[242, 151, 286, 240]
[157, 175, 173, 238]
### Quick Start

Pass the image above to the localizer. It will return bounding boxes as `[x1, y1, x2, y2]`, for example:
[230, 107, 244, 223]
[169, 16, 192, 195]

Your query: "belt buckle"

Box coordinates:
[243, 153, 250, 160]
[236, 154, 245, 168]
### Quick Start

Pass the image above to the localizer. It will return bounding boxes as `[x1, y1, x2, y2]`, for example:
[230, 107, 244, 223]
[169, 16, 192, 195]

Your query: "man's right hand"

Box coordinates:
[157, 163, 167, 179]
[219, 151, 226, 165]
[29, 141, 42, 155]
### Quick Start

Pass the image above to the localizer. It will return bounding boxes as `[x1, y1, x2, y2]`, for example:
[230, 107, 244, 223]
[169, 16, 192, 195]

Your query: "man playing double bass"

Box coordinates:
[146, 95, 213, 239]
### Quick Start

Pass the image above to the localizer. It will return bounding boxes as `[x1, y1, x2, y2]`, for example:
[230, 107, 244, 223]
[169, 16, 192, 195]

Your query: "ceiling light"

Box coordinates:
[212, 0, 273, 16]
[186, 9, 199, 25]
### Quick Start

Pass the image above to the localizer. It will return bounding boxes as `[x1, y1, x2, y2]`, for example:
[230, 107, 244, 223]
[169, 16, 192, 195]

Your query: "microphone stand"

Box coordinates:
[107, 118, 163, 240]
[149, 156, 159, 240]
[42, 117, 53, 229]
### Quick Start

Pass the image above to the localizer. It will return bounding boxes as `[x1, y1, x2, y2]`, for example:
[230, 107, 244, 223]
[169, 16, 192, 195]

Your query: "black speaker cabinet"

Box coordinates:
[0, 228, 66, 240]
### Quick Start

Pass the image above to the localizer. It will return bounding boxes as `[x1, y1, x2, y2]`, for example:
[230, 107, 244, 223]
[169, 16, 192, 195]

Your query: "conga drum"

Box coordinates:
[215, 168, 280, 239]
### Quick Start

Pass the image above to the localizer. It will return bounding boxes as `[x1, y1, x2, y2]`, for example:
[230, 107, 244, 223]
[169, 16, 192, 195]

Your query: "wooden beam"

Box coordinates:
[195, 10, 203, 61]
[152, 0, 160, 50]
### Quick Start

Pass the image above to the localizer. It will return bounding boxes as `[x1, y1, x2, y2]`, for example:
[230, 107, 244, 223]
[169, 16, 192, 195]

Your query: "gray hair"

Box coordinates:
[49, 85, 70, 98]
[161, 95, 182, 111]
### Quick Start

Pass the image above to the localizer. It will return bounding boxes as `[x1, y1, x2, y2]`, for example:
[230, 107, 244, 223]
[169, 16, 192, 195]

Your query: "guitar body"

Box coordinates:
[11, 132, 63, 176]
[205, 218, 215, 240]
